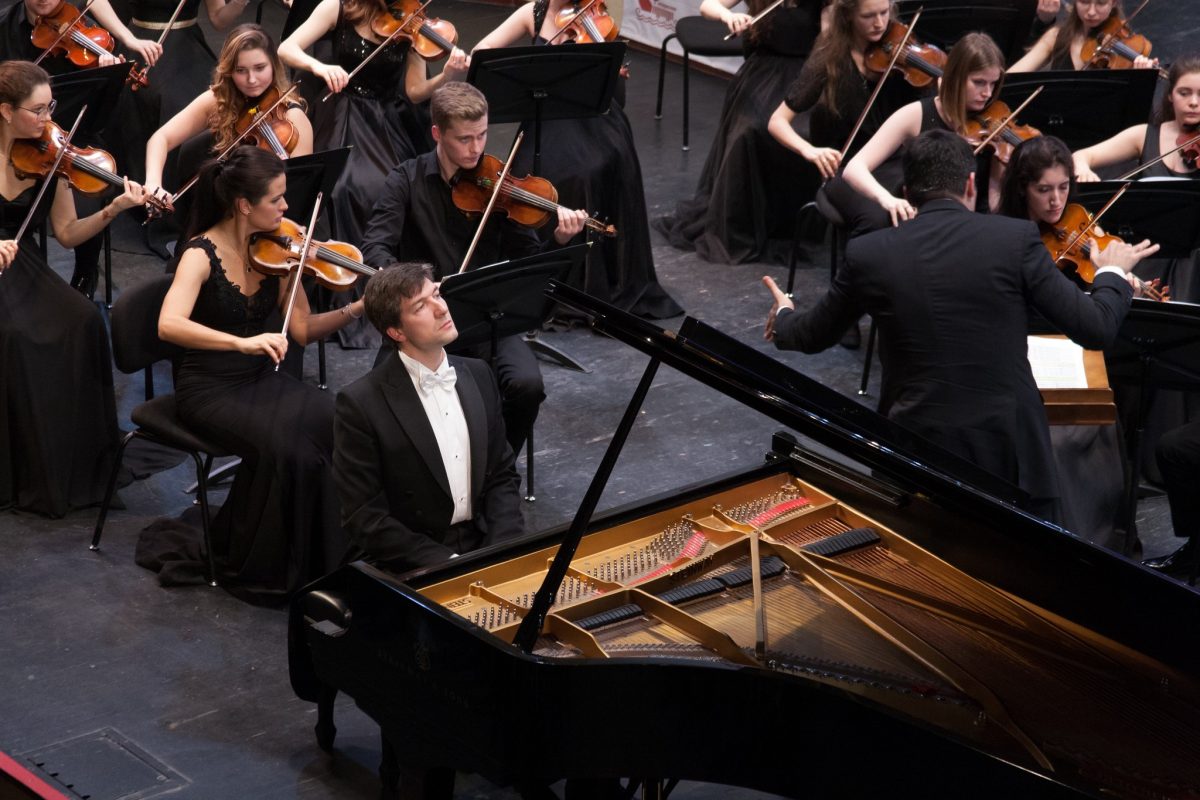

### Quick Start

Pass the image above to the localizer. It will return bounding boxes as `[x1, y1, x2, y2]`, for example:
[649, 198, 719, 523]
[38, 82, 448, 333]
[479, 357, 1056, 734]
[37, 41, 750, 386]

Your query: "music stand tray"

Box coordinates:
[1001, 70, 1158, 152]
[468, 43, 624, 172]
[894, 0, 1037, 62]
[1073, 180, 1200, 260]
[441, 244, 588, 355]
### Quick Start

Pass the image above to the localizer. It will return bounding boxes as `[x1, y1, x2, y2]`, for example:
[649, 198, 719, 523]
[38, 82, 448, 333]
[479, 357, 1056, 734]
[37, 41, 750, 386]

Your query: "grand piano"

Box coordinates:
[289, 283, 1200, 799]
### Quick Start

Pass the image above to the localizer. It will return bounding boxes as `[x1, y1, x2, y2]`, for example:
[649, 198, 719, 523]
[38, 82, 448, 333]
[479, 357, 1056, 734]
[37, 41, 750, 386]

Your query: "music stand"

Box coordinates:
[468, 43, 624, 174]
[1001, 71, 1158, 152]
[50, 64, 128, 141]
[284, 147, 351, 222]
[1106, 301, 1200, 559]
[894, 0, 1037, 63]
[1073, 180, 1200, 259]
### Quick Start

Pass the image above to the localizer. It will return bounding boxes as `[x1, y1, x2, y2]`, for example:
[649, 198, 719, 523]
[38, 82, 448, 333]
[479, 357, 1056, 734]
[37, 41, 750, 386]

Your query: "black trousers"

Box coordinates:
[1157, 419, 1200, 542]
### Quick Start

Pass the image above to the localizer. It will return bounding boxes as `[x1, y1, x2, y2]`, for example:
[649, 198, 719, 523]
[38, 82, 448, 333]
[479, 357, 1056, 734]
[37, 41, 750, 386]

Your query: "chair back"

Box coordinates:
[110, 274, 183, 375]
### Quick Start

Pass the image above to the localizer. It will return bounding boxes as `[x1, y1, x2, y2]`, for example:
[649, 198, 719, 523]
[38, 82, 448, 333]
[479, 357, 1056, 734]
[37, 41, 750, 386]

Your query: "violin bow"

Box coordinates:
[1056, 182, 1130, 260]
[458, 130, 523, 274]
[131, 0, 190, 83]
[322, 0, 434, 102]
[158, 83, 301, 217]
[276, 192, 323, 372]
[32, 0, 98, 66]
[1117, 131, 1200, 180]
[13, 107, 86, 246]
[723, 0, 785, 41]
[971, 85, 1043, 156]
[544, 0, 601, 45]
[837, 7, 923, 165]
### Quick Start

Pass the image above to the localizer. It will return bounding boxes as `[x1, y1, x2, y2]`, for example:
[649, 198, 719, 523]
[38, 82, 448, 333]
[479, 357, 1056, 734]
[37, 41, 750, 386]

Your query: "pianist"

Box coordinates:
[761, 129, 1155, 524]
[332, 263, 524, 573]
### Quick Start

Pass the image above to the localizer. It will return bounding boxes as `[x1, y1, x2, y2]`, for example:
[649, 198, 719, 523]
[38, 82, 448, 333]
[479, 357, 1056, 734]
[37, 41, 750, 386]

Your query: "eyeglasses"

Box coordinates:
[16, 99, 56, 119]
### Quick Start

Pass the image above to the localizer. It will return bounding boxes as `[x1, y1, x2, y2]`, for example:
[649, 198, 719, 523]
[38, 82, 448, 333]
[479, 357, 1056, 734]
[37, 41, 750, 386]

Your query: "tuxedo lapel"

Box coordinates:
[377, 354, 452, 500]
[452, 358, 488, 497]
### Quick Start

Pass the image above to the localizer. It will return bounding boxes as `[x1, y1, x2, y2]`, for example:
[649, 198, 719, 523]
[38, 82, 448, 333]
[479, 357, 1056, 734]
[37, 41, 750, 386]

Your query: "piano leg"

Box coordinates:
[315, 685, 337, 752]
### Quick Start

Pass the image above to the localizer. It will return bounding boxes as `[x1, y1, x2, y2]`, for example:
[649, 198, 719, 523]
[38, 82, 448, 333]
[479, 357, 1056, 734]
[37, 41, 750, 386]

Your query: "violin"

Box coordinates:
[963, 99, 1042, 164]
[1080, 13, 1167, 79]
[451, 153, 616, 237]
[235, 87, 299, 160]
[370, 0, 458, 61]
[1039, 203, 1165, 301]
[551, 0, 618, 44]
[31, 0, 115, 69]
[863, 20, 946, 88]
[10, 120, 171, 215]
[248, 218, 375, 291]
[1177, 128, 1200, 171]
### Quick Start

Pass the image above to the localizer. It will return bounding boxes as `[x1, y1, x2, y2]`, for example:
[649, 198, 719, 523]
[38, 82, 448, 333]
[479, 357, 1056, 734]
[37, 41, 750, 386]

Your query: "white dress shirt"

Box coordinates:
[398, 350, 472, 524]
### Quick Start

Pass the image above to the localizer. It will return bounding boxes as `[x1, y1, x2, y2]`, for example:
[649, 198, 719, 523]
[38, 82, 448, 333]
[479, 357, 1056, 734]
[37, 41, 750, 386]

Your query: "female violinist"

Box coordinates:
[0, 0, 162, 68]
[0, 61, 151, 517]
[767, 0, 916, 180]
[996, 134, 1157, 548]
[471, 0, 683, 321]
[278, 0, 469, 247]
[155, 146, 357, 602]
[655, 0, 824, 264]
[837, 31, 1006, 233]
[143, 25, 313, 206]
[1009, 0, 1156, 73]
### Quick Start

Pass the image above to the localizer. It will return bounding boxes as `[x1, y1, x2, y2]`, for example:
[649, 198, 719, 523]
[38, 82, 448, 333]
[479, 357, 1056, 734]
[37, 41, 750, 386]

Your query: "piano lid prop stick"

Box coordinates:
[513, 356, 662, 653]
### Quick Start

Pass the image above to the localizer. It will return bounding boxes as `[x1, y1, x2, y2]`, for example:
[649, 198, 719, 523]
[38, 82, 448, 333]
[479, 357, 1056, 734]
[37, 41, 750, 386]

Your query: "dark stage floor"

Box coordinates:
[0, 2, 1194, 798]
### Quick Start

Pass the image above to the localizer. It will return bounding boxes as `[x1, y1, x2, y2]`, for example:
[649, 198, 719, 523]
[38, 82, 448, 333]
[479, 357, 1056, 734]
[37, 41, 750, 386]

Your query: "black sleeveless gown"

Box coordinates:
[655, 2, 821, 264]
[311, 1, 431, 346]
[0, 179, 120, 517]
[516, 1, 682, 320]
[169, 237, 346, 603]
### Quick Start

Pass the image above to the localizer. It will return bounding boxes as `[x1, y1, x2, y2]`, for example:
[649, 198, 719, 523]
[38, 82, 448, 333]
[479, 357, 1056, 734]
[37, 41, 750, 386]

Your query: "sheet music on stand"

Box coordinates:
[1028, 336, 1088, 389]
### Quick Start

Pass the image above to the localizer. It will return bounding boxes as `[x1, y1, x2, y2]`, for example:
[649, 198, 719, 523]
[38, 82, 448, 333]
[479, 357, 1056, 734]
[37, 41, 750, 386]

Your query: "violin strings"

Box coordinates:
[485, 180, 603, 231]
[419, 22, 454, 52]
[67, 29, 113, 60]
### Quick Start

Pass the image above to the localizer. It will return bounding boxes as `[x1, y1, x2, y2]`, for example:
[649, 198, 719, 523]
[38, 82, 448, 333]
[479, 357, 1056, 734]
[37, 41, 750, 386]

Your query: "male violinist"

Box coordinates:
[762, 129, 1158, 524]
[360, 81, 587, 454]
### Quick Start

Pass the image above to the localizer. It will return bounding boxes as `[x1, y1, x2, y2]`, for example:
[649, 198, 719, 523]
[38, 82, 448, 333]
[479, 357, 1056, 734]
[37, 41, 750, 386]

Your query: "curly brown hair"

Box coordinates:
[209, 24, 304, 153]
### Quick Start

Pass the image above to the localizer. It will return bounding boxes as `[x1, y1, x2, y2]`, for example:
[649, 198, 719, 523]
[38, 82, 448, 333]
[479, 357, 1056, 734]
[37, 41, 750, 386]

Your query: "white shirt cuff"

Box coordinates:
[1093, 266, 1127, 281]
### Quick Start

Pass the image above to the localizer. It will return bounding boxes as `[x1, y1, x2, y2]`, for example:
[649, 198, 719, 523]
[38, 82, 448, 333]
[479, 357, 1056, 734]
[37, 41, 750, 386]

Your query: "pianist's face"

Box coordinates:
[392, 278, 458, 354]
[1025, 164, 1070, 226]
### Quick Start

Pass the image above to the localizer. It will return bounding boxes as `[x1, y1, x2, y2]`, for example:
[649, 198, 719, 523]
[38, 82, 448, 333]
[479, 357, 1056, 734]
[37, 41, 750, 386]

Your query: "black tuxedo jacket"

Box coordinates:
[333, 352, 523, 572]
[775, 199, 1133, 516]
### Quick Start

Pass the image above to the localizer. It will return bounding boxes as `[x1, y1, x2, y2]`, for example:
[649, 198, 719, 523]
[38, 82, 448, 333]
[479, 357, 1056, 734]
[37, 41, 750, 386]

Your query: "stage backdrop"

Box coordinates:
[622, 0, 745, 74]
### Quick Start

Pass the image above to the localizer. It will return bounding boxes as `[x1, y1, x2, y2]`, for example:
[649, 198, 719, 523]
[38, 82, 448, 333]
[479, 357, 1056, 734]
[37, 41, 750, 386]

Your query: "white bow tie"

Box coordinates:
[419, 366, 457, 394]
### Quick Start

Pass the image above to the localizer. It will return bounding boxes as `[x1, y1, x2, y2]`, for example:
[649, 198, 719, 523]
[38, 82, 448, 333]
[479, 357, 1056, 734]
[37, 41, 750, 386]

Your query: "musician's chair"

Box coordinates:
[654, 16, 744, 151]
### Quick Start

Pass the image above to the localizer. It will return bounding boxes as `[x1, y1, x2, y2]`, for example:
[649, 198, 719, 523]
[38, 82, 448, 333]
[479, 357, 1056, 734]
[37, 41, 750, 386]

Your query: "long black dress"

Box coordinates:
[515, 1, 682, 320]
[170, 237, 345, 603]
[655, 1, 822, 265]
[0, 180, 120, 517]
[311, 1, 431, 346]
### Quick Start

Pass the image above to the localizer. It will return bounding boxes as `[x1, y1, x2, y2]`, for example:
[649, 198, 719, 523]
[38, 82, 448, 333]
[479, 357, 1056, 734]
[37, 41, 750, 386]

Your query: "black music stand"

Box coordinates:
[1106, 301, 1200, 559]
[894, 0, 1038, 62]
[284, 146, 351, 223]
[1073, 180, 1200, 259]
[1001, 71, 1158, 152]
[468, 43, 624, 175]
[50, 64, 128, 141]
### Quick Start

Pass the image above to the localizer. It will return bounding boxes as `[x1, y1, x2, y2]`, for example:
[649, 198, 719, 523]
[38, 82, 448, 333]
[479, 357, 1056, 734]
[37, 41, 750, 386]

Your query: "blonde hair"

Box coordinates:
[431, 82, 487, 130]
[938, 32, 1005, 134]
[209, 25, 303, 152]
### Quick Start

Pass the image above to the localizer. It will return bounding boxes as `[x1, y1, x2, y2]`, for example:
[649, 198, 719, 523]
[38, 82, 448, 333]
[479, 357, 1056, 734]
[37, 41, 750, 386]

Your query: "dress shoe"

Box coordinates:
[839, 323, 861, 350]
[1142, 542, 1197, 575]
[70, 266, 97, 300]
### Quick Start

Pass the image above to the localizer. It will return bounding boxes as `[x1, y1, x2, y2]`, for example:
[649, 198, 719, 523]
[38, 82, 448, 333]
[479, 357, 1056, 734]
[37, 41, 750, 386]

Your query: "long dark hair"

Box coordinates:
[185, 146, 285, 241]
[1158, 54, 1200, 125]
[999, 135, 1074, 220]
[806, 0, 897, 116]
[1048, 0, 1123, 70]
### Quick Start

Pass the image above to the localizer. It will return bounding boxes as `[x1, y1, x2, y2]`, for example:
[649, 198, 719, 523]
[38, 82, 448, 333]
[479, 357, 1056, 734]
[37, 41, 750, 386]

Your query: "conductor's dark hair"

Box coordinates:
[364, 262, 436, 346]
[184, 146, 285, 241]
[902, 129, 977, 205]
[999, 135, 1075, 220]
